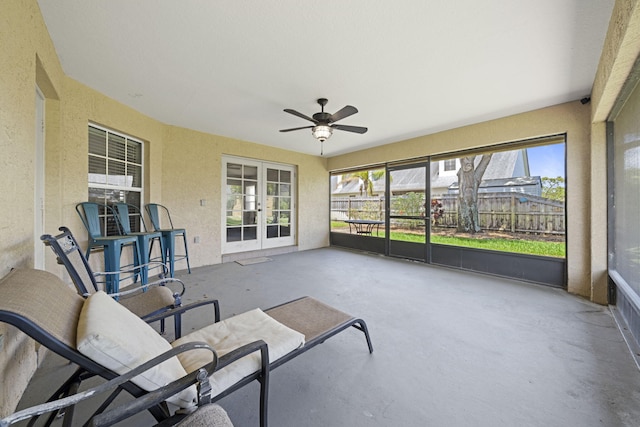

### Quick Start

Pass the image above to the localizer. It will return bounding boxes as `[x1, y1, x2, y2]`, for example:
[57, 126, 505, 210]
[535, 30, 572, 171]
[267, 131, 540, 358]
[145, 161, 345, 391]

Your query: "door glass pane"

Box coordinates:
[244, 166, 258, 180]
[270, 211, 280, 225]
[243, 226, 257, 240]
[227, 210, 241, 226]
[267, 225, 278, 238]
[243, 211, 257, 225]
[244, 195, 256, 210]
[227, 179, 242, 195]
[267, 168, 278, 181]
[227, 227, 241, 242]
[227, 163, 242, 178]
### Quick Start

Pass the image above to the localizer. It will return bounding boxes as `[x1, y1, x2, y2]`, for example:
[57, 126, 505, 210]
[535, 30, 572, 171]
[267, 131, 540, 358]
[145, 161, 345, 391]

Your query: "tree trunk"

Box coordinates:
[457, 154, 492, 233]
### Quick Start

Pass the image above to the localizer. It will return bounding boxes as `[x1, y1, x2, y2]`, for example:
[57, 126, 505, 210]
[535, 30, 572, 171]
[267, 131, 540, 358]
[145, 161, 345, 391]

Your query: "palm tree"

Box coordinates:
[342, 169, 385, 196]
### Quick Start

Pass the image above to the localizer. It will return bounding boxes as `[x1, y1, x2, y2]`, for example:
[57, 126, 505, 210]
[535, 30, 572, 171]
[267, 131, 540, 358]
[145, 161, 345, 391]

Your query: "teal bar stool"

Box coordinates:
[145, 203, 191, 277]
[112, 203, 165, 285]
[76, 202, 141, 294]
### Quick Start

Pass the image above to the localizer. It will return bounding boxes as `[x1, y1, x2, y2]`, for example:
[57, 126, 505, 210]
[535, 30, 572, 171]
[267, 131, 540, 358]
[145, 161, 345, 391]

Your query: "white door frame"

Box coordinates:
[222, 156, 296, 254]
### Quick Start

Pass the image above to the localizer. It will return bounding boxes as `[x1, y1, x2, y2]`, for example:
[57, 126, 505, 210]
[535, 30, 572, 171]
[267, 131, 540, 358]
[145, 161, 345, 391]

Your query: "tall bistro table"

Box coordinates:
[344, 219, 384, 236]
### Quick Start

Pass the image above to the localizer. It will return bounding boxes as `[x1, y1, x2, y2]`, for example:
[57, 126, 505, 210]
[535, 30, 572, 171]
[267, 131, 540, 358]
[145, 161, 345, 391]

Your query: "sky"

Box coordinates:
[527, 143, 565, 178]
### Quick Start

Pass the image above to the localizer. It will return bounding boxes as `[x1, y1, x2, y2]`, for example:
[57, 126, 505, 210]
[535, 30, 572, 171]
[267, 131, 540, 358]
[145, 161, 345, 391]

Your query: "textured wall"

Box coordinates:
[592, 0, 640, 122]
[161, 125, 329, 267]
[0, 0, 65, 415]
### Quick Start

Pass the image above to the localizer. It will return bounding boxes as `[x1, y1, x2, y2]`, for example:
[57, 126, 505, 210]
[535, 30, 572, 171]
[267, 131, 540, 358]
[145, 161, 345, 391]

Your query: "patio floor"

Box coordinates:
[16, 247, 640, 426]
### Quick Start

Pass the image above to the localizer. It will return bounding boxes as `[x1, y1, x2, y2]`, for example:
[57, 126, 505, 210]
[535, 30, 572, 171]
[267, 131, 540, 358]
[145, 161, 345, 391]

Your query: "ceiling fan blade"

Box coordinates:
[329, 105, 358, 123]
[332, 124, 368, 134]
[284, 109, 318, 124]
[279, 125, 314, 132]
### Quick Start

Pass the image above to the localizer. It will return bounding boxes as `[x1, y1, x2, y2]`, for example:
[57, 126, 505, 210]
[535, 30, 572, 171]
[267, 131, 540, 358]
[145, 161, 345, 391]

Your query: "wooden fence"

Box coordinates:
[331, 192, 565, 235]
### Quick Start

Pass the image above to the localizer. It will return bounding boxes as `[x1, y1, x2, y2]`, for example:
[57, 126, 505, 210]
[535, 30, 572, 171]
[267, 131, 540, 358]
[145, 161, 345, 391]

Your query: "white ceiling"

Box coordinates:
[37, 0, 614, 157]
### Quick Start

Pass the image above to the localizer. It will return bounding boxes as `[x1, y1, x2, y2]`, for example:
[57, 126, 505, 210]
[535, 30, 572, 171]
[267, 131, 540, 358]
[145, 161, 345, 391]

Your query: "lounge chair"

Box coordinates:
[41, 226, 219, 338]
[1, 341, 234, 426]
[0, 268, 372, 426]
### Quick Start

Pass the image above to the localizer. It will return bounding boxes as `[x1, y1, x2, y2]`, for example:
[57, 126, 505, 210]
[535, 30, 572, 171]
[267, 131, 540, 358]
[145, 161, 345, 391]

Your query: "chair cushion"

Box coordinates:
[175, 404, 234, 427]
[76, 291, 197, 408]
[172, 308, 305, 397]
[118, 285, 175, 318]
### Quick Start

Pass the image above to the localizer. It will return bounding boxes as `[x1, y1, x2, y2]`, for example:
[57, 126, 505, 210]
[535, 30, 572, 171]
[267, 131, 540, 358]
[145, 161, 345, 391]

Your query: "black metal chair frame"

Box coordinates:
[41, 226, 219, 338]
[2, 265, 374, 427]
[1, 342, 226, 427]
[0, 269, 269, 427]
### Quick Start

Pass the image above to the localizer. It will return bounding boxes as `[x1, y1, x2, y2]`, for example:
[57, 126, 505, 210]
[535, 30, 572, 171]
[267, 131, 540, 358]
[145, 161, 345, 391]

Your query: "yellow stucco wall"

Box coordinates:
[159, 125, 329, 267]
[0, 0, 66, 415]
[2, 0, 639, 417]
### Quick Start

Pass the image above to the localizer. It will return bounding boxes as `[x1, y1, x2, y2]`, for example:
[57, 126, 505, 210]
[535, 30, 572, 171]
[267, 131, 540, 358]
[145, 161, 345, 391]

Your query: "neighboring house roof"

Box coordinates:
[332, 150, 528, 196]
[448, 176, 542, 196]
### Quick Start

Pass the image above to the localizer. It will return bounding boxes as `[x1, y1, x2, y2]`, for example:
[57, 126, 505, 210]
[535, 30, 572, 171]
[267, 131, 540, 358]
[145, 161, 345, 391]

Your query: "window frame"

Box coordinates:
[88, 123, 144, 235]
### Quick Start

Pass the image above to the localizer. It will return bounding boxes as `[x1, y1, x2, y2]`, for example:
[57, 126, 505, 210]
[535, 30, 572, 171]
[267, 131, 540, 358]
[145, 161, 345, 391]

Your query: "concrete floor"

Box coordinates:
[16, 247, 640, 426]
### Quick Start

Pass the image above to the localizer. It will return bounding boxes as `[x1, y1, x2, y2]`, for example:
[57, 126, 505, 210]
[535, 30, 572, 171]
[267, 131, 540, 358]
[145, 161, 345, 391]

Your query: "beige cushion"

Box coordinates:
[172, 308, 305, 398]
[76, 291, 198, 408]
[176, 404, 234, 427]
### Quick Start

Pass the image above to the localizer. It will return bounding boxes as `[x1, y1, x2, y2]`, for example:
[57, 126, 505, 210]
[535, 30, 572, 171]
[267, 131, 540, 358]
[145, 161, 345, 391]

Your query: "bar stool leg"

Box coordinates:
[163, 232, 176, 278]
[104, 242, 120, 295]
[137, 236, 150, 285]
[182, 231, 191, 274]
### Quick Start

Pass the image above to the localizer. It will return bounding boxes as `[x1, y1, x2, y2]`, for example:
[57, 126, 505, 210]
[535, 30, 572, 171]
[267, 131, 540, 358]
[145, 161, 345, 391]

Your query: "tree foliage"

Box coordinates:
[343, 169, 385, 196]
[541, 176, 565, 201]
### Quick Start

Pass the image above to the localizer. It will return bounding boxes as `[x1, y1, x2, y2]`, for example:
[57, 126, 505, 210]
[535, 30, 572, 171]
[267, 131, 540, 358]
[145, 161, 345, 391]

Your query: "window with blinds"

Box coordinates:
[88, 124, 143, 235]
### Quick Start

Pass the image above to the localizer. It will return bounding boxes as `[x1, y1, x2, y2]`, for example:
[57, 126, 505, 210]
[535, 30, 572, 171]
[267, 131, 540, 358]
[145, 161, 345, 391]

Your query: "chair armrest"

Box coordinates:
[216, 339, 269, 371]
[0, 342, 217, 427]
[141, 299, 221, 325]
[94, 340, 269, 427]
[107, 277, 186, 300]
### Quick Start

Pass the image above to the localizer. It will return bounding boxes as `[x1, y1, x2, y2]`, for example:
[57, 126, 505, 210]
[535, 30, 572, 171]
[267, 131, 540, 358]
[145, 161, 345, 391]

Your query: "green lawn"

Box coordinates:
[430, 234, 565, 258]
[331, 222, 565, 258]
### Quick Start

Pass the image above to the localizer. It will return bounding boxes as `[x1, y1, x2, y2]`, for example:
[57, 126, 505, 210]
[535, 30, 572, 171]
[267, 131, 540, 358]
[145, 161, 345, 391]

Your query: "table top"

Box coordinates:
[344, 219, 384, 225]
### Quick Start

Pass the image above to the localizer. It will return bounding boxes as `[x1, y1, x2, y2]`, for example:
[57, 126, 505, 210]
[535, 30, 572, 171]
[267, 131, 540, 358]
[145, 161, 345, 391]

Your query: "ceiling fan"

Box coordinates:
[280, 98, 368, 154]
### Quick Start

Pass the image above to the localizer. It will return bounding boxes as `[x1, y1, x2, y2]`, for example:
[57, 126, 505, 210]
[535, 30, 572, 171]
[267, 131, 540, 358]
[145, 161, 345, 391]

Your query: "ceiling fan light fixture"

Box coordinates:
[312, 125, 332, 142]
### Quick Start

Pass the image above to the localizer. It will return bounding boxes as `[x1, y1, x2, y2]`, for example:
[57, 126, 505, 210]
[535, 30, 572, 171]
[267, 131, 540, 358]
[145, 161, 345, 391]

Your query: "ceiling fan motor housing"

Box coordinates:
[312, 112, 332, 123]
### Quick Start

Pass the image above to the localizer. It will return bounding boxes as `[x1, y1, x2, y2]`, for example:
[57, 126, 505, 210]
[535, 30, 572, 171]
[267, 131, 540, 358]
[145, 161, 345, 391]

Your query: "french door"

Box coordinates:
[222, 156, 296, 254]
